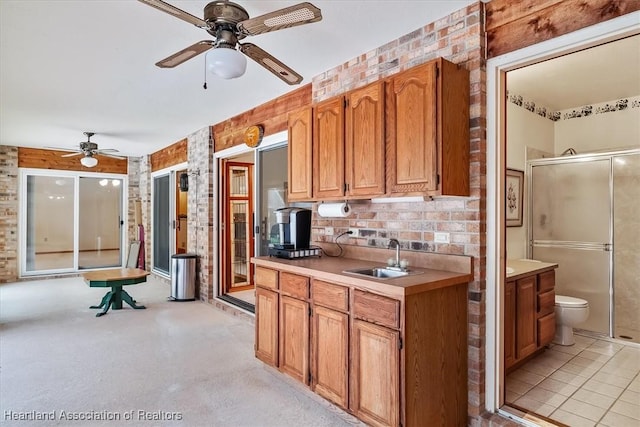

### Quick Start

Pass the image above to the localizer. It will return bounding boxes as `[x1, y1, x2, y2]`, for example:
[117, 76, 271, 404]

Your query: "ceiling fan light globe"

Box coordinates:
[207, 48, 247, 79]
[80, 156, 98, 168]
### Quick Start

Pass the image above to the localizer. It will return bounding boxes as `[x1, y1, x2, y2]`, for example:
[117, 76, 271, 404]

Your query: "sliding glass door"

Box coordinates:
[153, 173, 171, 275]
[25, 175, 75, 272]
[78, 177, 123, 269]
[21, 170, 126, 275]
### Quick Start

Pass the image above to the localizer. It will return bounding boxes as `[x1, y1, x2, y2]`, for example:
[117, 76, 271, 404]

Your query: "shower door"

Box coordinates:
[530, 158, 612, 335]
[612, 153, 640, 342]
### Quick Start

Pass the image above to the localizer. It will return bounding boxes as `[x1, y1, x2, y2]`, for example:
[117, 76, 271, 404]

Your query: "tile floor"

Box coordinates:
[506, 334, 640, 426]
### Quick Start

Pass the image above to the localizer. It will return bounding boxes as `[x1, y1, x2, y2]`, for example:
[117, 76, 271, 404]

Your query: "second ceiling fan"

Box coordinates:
[139, 0, 323, 85]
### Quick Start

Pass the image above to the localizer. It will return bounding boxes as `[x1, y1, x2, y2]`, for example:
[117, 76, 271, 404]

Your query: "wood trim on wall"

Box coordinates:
[211, 84, 311, 152]
[150, 138, 187, 172]
[486, 0, 640, 58]
[18, 147, 127, 174]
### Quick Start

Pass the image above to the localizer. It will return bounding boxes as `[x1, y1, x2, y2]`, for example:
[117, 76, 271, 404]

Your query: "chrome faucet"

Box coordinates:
[388, 238, 401, 269]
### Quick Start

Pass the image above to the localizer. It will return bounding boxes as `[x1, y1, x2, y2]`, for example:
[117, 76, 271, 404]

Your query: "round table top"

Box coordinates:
[83, 268, 150, 283]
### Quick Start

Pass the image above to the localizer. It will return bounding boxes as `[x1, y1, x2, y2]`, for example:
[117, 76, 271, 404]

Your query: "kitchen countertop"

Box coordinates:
[506, 259, 558, 281]
[252, 255, 473, 298]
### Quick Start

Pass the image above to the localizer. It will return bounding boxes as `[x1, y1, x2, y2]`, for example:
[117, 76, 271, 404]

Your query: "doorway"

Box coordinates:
[487, 14, 640, 424]
[151, 165, 189, 277]
[215, 134, 289, 312]
[176, 169, 188, 254]
[221, 161, 254, 300]
[20, 171, 125, 275]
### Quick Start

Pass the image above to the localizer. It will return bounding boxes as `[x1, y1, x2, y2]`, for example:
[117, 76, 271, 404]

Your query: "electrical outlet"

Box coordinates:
[348, 228, 359, 237]
[325, 227, 334, 236]
[434, 232, 450, 243]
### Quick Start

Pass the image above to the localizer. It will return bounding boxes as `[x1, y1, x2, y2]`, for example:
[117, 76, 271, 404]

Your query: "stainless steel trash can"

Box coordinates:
[170, 253, 197, 301]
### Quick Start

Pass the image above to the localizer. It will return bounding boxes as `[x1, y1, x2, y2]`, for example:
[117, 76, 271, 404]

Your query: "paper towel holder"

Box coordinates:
[317, 201, 351, 218]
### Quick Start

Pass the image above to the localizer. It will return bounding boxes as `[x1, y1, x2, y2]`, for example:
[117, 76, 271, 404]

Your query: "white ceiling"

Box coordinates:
[0, 0, 473, 157]
[507, 34, 640, 111]
[2, 2, 637, 158]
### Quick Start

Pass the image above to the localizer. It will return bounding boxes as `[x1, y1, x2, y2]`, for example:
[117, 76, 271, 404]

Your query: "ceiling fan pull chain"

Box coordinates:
[203, 51, 208, 90]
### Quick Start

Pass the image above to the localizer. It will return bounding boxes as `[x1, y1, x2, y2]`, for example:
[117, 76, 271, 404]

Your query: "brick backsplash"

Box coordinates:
[311, 1, 488, 420]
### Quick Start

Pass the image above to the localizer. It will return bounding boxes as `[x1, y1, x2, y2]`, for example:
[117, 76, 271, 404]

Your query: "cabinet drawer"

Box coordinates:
[538, 270, 555, 292]
[537, 313, 556, 347]
[312, 280, 349, 312]
[280, 272, 310, 300]
[353, 289, 400, 330]
[538, 290, 555, 317]
[255, 267, 278, 290]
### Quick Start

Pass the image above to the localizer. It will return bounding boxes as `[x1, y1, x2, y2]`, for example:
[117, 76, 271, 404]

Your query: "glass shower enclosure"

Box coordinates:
[528, 149, 640, 342]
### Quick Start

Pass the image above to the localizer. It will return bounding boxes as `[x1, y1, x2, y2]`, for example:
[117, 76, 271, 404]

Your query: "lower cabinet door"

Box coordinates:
[312, 305, 349, 409]
[516, 276, 537, 359]
[255, 287, 279, 366]
[351, 319, 400, 427]
[279, 295, 310, 384]
[504, 281, 516, 369]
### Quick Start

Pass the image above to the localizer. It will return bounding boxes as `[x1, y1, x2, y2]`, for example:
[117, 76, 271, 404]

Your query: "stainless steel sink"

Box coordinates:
[343, 267, 423, 279]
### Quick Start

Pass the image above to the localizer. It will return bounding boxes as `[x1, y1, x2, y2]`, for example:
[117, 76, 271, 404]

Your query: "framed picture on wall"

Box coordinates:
[506, 169, 524, 227]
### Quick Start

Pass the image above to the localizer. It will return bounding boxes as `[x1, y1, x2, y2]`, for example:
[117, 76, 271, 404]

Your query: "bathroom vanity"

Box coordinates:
[505, 259, 558, 371]
[252, 248, 472, 427]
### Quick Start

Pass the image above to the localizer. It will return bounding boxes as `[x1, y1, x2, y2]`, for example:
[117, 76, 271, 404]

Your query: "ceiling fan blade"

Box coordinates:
[239, 43, 303, 85]
[61, 152, 84, 158]
[138, 0, 208, 28]
[99, 153, 127, 160]
[44, 146, 81, 153]
[95, 148, 120, 154]
[156, 41, 214, 68]
[237, 2, 322, 36]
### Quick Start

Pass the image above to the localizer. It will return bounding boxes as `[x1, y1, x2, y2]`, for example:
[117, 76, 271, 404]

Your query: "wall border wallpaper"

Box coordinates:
[508, 93, 640, 122]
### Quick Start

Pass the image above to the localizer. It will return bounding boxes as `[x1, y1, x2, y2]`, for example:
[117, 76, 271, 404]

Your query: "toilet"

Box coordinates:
[554, 295, 589, 346]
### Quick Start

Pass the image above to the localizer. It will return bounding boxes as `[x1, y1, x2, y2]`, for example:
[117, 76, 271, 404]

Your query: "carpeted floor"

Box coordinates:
[0, 276, 363, 427]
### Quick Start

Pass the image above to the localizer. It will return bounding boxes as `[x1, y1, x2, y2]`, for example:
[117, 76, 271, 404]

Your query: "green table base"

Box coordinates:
[90, 285, 146, 317]
[87, 276, 147, 317]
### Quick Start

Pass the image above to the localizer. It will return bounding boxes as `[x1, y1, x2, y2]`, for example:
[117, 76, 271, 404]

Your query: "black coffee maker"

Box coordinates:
[270, 207, 311, 250]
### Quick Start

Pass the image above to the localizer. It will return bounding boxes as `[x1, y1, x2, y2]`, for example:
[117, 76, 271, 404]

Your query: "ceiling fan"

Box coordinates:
[47, 132, 123, 168]
[138, 0, 322, 85]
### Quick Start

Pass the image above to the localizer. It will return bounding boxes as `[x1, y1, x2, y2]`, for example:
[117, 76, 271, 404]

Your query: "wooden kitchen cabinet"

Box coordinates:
[345, 81, 385, 197]
[311, 280, 349, 409]
[279, 272, 310, 384]
[313, 96, 345, 199]
[312, 305, 349, 408]
[252, 256, 470, 427]
[287, 106, 313, 201]
[280, 295, 310, 384]
[386, 58, 469, 197]
[312, 81, 385, 200]
[255, 286, 279, 367]
[351, 319, 400, 427]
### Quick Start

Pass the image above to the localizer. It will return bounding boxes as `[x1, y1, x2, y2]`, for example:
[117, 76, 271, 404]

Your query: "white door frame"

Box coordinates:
[485, 12, 640, 415]
[150, 162, 188, 277]
[213, 131, 287, 303]
[18, 168, 129, 277]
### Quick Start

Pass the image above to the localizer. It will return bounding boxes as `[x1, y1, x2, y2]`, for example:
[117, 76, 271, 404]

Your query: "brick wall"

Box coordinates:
[186, 127, 214, 301]
[136, 155, 152, 270]
[0, 146, 19, 283]
[311, 2, 489, 422]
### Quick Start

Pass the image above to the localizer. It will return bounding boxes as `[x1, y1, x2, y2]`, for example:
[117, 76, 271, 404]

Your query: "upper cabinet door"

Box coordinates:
[386, 61, 438, 195]
[313, 96, 345, 199]
[345, 81, 385, 197]
[287, 107, 313, 201]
